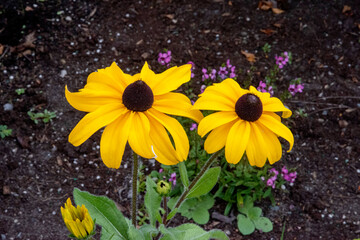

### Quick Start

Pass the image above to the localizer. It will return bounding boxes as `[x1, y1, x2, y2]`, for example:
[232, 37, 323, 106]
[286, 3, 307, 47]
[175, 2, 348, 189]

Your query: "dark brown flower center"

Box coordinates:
[235, 93, 263, 121]
[122, 80, 154, 112]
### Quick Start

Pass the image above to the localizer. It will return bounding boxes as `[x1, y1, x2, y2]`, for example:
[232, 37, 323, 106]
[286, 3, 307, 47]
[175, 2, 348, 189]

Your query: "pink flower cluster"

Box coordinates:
[266, 168, 279, 189]
[281, 166, 297, 183]
[288, 83, 304, 96]
[257, 80, 274, 96]
[275, 52, 289, 69]
[265, 167, 297, 188]
[158, 50, 172, 66]
[190, 123, 197, 131]
[201, 59, 237, 82]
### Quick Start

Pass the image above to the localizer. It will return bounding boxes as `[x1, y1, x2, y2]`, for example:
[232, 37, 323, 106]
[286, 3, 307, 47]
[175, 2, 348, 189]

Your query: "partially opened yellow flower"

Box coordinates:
[66, 62, 203, 168]
[193, 78, 294, 167]
[61, 198, 95, 239]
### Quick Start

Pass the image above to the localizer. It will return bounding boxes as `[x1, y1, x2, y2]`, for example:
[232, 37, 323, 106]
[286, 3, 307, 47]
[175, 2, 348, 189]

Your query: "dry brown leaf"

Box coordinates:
[258, 0, 272, 10]
[228, 1, 233, 6]
[272, 8, 284, 14]
[260, 28, 276, 35]
[273, 22, 282, 28]
[356, 23, 360, 29]
[241, 50, 256, 63]
[23, 32, 36, 48]
[0, 44, 3, 55]
[25, 6, 34, 11]
[342, 5, 351, 13]
[222, 12, 231, 17]
[164, 14, 175, 20]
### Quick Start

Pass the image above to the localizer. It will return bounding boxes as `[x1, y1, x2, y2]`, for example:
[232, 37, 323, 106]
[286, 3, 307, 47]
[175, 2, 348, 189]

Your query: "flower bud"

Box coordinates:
[61, 198, 95, 239]
[156, 180, 171, 196]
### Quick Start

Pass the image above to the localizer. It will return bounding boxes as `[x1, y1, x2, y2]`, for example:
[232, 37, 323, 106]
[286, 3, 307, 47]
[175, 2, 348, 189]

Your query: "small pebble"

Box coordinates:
[3, 103, 13, 111]
[60, 70, 67, 78]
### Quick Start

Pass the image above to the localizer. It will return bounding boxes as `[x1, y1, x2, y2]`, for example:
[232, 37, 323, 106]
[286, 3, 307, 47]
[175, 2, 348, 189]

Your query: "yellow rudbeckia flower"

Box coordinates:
[61, 198, 95, 239]
[65, 62, 203, 168]
[193, 78, 294, 167]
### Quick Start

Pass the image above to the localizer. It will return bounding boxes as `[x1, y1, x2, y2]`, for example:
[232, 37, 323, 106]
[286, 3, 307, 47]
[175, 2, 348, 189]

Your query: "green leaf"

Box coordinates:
[263, 188, 272, 198]
[128, 225, 145, 240]
[238, 196, 254, 215]
[144, 176, 162, 226]
[160, 223, 229, 240]
[166, 208, 178, 221]
[178, 161, 189, 188]
[247, 207, 262, 220]
[139, 224, 158, 240]
[187, 167, 221, 199]
[73, 188, 128, 240]
[237, 214, 255, 235]
[254, 217, 273, 233]
[192, 207, 209, 225]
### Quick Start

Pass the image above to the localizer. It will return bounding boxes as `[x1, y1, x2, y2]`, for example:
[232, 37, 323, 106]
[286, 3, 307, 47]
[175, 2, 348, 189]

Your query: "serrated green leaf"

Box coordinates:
[144, 176, 162, 226]
[187, 167, 220, 199]
[247, 207, 262, 220]
[73, 188, 128, 240]
[178, 161, 189, 188]
[237, 214, 255, 235]
[254, 217, 273, 233]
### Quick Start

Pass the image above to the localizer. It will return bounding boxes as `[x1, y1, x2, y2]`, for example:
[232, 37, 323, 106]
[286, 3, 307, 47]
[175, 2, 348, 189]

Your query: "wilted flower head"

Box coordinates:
[61, 198, 94, 239]
[157, 180, 171, 195]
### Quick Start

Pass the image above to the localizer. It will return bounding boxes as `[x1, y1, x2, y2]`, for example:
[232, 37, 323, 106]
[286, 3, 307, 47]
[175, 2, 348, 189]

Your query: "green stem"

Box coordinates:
[131, 151, 138, 226]
[166, 150, 222, 227]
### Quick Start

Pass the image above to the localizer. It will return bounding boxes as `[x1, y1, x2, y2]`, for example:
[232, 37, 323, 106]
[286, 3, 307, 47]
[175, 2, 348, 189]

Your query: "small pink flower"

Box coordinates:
[267, 86, 274, 96]
[281, 166, 288, 175]
[190, 123, 197, 131]
[200, 84, 206, 93]
[226, 59, 232, 69]
[202, 68, 209, 81]
[169, 172, 177, 186]
[288, 84, 296, 96]
[218, 66, 228, 79]
[210, 69, 217, 80]
[269, 168, 279, 176]
[159, 168, 163, 173]
[296, 84, 304, 93]
[267, 178, 275, 189]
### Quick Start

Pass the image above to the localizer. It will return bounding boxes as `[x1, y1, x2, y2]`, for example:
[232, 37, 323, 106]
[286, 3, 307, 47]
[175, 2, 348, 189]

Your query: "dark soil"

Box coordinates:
[1, 0, 360, 239]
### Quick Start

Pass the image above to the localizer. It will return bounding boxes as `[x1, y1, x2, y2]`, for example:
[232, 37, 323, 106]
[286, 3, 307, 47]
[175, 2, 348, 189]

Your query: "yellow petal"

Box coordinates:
[203, 78, 244, 103]
[153, 92, 203, 123]
[198, 111, 239, 137]
[65, 86, 121, 112]
[225, 120, 251, 164]
[147, 115, 182, 165]
[259, 123, 282, 164]
[262, 96, 292, 117]
[128, 112, 155, 159]
[67, 220, 81, 238]
[146, 109, 189, 161]
[204, 120, 236, 153]
[192, 94, 235, 111]
[75, 219, 87, 238]
[100, 112, 132, 168]
[151, 64, 192, 95]
[258, 114, 294, 152]
[247, 122, 268, 167]
[69, 103, 127, 146]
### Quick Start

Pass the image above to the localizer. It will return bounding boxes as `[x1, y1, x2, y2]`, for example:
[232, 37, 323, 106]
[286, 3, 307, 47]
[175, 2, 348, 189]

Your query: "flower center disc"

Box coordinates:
[235, 93, 263, 122]
[122, 80, 154, 112]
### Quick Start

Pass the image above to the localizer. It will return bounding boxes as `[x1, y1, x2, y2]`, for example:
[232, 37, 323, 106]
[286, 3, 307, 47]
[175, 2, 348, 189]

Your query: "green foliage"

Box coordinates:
[15, 88, 25, 95]
[159, 223, 228, 240]
[214, 160, 274, 216]
[144, 177, 162, 226]
[168, 195, 215, 225]
[262, 43, 271, 55]
[187, 167, 220, 199]
[0, 125, 12, 139]
[27, 109, 56, 124]
[73, 188, 129, 240]
[237, 197, 273, 235]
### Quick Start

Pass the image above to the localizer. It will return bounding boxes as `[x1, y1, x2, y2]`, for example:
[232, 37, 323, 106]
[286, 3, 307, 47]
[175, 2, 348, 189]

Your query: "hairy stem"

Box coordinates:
[131, 151, 138, 226]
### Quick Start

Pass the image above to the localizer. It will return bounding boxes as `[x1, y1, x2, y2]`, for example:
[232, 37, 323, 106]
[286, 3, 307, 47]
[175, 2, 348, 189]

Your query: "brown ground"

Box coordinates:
[0, 0, 360, 239]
